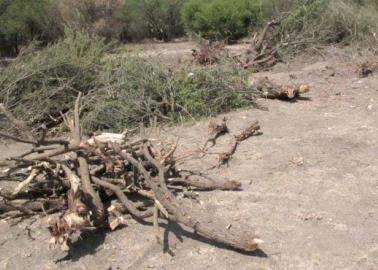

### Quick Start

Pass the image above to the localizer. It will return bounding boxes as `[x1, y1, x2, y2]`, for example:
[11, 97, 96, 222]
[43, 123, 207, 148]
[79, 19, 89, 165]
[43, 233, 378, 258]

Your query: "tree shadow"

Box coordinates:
[55, 229, 107, 263]
[285, 96, 312, 103]
[295, 96, 312, 102]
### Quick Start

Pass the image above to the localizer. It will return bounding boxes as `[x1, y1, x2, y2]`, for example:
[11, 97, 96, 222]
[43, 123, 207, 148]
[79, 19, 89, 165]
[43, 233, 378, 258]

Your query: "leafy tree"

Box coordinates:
[0, 0, 59, 55]
[182, 0, 265, 41]
[123, 0, 186, 41]
[57, 0, 127, 41]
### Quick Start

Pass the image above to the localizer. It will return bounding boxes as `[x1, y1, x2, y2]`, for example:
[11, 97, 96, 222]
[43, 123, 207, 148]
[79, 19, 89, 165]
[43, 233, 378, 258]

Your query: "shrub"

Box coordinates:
[82, 57, 248, 131]
[280, 0, 378, 44]
[0, 0, 60, 56]
[0, 29, 253, 133]
[182, 0, 264, 41]
[122, 0, 186, 41]
[57, 0, 128, 41]
[0, 29, 110, 129]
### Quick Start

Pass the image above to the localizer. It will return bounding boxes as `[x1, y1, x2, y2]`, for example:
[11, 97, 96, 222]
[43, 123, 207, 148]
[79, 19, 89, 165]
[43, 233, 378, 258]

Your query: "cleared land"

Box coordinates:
[0, 44, 378, 270]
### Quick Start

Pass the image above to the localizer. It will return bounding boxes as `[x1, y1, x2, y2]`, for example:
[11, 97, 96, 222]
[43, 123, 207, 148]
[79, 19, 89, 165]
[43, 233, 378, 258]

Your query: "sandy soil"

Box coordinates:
[1, 44, 378, 270]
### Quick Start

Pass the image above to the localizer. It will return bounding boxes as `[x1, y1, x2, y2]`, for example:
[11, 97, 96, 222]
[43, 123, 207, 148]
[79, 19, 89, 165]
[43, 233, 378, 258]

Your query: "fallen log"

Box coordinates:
[217, 121, 261, 167]
[252, 77, 310, 101]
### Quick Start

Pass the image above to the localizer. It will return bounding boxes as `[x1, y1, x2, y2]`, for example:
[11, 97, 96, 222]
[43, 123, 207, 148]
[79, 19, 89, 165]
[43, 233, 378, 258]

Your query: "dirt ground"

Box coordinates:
[1, 44, 378, 270]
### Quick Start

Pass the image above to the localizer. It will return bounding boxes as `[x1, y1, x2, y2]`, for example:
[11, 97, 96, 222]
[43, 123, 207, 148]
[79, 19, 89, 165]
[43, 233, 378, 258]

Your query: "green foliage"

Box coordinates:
[57, 0, 127, 42]
[0, 29, 252, 133]
[0, 0, 59, 55]
[2, 0, 378, 56]
[0, 0, 187, 55]
[82, 57, 248, 131]
[0, 0, 48, 35]
[0, 29, 109, 128]
[279, 0, 378, 44]
[174, 62, 246, 117]
[122, 0, 186, 41]
[182, 0, 264, 41]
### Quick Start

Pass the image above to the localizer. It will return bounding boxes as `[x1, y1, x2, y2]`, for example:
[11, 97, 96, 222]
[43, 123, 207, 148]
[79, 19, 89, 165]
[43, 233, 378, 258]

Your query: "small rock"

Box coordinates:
[233, 215, 241, 221]
[334, 223, 348, 231]
[22, 252, 32, 258]
[291, 156, 304, 166]
[302, 213, 322, 221]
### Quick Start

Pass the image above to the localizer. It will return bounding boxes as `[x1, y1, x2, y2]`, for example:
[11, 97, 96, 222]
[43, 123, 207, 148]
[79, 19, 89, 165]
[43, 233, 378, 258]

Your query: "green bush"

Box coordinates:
[280, 0, 378, 44]
[0, 29, 254, 133]
[0, 0, 60, 56]
[0, 28, 110, 128]
[182, 0, 265, 41]
[57, 0, 127, 42]
[123, 0, 186, 41]
[82, 57, 248, 131]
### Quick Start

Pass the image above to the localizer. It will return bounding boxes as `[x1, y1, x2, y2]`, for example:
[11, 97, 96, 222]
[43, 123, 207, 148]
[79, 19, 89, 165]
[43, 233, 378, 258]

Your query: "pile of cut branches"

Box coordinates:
[0, 94, 263, 253]
[233, 20, 281, 71]
[191, 21, 282, 72]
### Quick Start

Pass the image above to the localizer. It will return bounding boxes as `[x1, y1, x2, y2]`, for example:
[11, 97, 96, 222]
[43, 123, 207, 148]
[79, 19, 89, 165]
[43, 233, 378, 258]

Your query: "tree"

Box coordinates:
[123, 0, 186, 41]
[182, 0, 264, 41]
[57, 0, 127, 41]
[0, 0, 59, 56]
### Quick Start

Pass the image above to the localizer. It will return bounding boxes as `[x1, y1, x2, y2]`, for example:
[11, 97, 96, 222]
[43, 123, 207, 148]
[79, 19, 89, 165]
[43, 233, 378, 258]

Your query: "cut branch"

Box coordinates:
[12, 169, 39, 196]
[203, 117, 229, 150]
[92, 177, 153, 219]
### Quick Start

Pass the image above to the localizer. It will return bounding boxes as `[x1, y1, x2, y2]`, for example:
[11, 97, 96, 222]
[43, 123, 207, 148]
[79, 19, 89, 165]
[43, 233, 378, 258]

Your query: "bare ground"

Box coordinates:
[1, 44, 378, 270]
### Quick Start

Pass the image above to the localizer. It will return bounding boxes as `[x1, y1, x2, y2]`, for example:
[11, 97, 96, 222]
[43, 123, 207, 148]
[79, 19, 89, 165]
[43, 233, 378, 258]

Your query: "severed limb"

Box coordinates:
[218, 139, 239, 167]
[203, 117, 228, 150]
[92, 177, 153, 220]
[234, 121, 261, 142]
[252, 77, 310, 100]
[124, 149, 262, 252]
[209, 121, 260, 168]
[67, 93, 105, 224]
[12, 168, 39, 196]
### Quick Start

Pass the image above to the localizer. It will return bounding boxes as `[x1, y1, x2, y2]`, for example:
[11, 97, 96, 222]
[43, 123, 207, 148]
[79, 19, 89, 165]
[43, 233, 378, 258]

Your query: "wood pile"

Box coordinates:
[0, 94, 263, 253]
